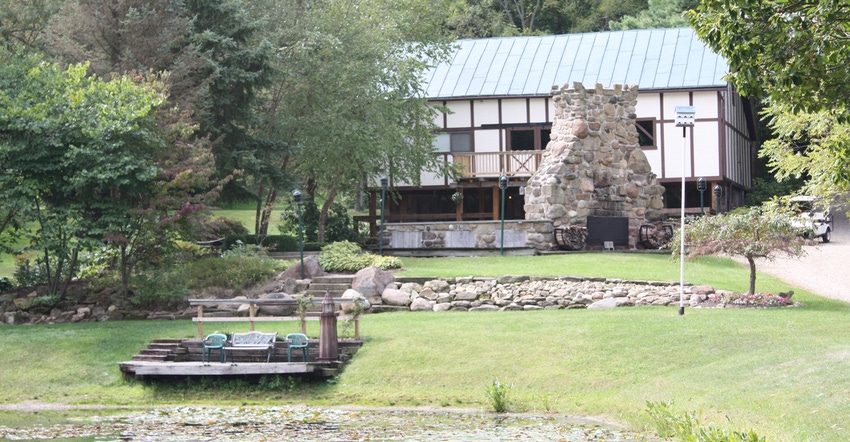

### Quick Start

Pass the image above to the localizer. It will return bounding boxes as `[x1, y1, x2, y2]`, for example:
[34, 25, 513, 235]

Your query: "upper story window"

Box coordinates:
[507, 126, 551, 151]
[636, 119, 656, 149]
[434, 132, 472, 153]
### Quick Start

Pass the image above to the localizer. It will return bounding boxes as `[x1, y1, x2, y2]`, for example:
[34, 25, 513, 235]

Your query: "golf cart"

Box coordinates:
[790, 195, 833, 243]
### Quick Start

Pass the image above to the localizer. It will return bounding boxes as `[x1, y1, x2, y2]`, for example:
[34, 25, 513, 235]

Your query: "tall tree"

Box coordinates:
[689, 0, 850, 121]
[0, 52, 173, 296]
[0, 0, 61, 52]
[609, 0, 697, 30]
[253, 0, 454, 242]
[689, 0, 850, 200]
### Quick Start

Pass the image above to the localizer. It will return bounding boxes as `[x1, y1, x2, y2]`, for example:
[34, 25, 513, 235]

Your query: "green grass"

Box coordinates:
[399, 253, 786, 296]
[2, 254, 849, 440]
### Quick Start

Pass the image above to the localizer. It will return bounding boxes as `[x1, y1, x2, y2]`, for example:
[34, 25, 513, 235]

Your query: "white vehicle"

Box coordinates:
[790, 195, 833, 243]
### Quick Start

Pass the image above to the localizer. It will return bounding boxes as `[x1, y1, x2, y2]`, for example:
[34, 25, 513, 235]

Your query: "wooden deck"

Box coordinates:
[119, 337, 363, 380]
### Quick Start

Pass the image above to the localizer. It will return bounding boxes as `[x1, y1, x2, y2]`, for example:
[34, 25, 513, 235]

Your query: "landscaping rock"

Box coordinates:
[257, 292, 296, 316]
[381, 288, 410, 306]
[351, 266, 394, 303]
[341, 289, 371, 314]
[423, 279, 450, 293]
[278, 255, 324, 280]
[410, 297, 433, 311]
[588, 298, 618, 309]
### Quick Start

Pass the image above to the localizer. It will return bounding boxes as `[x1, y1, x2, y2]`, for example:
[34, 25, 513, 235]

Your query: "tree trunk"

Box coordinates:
[254, 185, 265, 237]
[317, 187, 339, 243]
[258, 189, 277, 237]
[746, 254, 757, 295]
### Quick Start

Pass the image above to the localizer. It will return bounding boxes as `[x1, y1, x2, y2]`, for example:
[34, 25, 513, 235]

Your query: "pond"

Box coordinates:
[0, 405, 659, 441]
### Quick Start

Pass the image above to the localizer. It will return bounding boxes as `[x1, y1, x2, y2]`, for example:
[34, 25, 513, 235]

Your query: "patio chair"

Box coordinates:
[286, 333, 309, 363]
[202, 333, 227, 363]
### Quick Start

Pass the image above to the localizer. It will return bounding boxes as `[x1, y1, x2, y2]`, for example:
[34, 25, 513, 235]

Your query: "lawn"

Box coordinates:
[1, 254, 849, 440]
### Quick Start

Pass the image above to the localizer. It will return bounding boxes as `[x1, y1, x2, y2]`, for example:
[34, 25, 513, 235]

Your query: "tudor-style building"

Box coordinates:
[368, 27, 757, 238]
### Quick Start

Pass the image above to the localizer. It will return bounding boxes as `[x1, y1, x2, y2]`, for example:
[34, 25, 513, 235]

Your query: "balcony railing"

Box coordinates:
[452, 151, 543, 178]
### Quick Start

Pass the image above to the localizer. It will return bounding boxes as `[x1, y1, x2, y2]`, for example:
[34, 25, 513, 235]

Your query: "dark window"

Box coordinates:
[636, 119, 656, 149]
[507, 126, 551, 151]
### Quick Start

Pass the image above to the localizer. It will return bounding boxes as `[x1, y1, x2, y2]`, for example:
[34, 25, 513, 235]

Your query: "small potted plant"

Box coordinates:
[451, 191, 463, 205]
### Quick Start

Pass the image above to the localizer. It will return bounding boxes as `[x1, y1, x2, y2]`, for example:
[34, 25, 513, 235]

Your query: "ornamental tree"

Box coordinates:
[670, 207, 805, 296]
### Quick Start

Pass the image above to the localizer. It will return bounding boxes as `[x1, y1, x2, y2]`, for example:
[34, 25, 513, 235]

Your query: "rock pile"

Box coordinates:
[375, 275, 720, 312]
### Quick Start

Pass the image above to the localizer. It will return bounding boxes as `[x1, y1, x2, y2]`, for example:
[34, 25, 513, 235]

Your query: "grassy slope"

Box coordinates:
[2, 254, 849, 440]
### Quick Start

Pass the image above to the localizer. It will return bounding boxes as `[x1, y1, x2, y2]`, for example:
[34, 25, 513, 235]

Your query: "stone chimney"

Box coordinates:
[524, 82, 666, 249]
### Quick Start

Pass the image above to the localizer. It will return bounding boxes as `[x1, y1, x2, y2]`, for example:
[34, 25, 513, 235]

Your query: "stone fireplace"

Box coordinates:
[524, 82, 666, 250]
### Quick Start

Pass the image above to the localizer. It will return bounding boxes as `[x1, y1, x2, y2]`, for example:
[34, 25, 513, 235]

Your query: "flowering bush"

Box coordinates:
[708, 292, 795, 307]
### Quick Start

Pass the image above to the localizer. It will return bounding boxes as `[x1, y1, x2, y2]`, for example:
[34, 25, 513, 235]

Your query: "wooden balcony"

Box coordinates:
[452, 150, 543, 178]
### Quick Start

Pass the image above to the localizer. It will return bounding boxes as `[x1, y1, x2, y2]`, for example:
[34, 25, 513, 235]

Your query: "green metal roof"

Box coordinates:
[424, 27, 727, 99]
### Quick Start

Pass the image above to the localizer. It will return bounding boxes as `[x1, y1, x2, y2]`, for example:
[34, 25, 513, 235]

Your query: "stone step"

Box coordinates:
[311, 275, 354, 284]
[307, 283, 351, 291]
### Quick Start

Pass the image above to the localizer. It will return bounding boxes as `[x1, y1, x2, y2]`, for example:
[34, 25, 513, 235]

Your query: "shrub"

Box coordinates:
[187, 243, 285, 291]
[130, 266, 189, 310]
[278, 199, 362, 243]
[645, 401, 768, 442]
[0, 276, 13, 292]
[485, 379, 512, 413]
[318, 241, 402, 273]
[318, 241, 373, 272]
[222, 235, 299, 253]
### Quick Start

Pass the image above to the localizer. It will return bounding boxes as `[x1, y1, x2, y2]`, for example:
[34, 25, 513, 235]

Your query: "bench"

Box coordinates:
[223, 331, 277, 363]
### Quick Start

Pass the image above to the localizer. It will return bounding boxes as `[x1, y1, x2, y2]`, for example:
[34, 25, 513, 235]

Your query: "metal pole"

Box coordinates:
[499, 175, 507, 256]
[679, 127, 686, 316]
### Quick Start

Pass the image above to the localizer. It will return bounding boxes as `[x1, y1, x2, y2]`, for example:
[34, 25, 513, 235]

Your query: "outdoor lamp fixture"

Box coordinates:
[713, 184, 722, 213]
[697, 177, 707, 216]
[675, 105, 695, 316]
[499, 175, 508, 256]
[379, 176, 388, 256]
[293, 190, 304, 280]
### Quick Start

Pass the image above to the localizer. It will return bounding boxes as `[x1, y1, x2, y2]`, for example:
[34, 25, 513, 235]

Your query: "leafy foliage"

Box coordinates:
[609, 0, 697, 30]
[689, 0, 850, 121]
[484, 379, 512, 413]
[670, 207, 804, 295]
[278, 199, 361, 244]
[318, 241, 401, 273]
[646, 401, 767, 442]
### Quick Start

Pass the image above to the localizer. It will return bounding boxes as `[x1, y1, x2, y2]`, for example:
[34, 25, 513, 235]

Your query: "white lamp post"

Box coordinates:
[675, 105, 695, 316]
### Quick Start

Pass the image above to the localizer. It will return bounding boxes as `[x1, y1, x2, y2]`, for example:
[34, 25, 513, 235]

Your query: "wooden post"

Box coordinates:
[492, 186, 500, 220]
[249, 304, 257, 331]
[197, 305, 204, 338]
[354, 318, 360, 340]
[319, 292, 338, 361]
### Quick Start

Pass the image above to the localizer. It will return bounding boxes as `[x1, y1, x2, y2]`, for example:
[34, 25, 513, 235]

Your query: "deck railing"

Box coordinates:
[452, 150, 542, 178]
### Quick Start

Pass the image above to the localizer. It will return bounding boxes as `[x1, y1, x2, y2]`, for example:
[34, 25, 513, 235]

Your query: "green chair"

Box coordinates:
[202, 333, 227, 363]
[286, 333, 309, 362]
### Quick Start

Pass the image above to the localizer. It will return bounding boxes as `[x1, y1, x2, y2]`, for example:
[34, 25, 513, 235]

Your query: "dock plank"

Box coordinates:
[120, 361, 317, 376]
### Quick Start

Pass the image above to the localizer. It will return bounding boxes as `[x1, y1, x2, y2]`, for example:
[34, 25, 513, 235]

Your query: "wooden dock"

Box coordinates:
[118, 337, 363, 380]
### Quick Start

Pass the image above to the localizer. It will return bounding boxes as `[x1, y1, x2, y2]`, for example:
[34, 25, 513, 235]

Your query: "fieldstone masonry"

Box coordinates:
[378, 276, 718, 311]
[524, 82, 666, 249]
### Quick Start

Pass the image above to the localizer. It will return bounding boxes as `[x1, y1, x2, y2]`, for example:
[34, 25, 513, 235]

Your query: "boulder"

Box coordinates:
[257, 292, 296, 316]
[381, 288, 410, 306]
[588, 297, 618, 309]
[423, 279, 451, 293]
[351, 266, 395, 303]
[409, 297, 433, 312]
[278, 255, 324, 280]
[341, 289, 371, 314]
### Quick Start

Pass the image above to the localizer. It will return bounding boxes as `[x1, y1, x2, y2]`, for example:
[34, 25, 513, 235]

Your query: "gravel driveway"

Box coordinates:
[743, 207, 850, 303]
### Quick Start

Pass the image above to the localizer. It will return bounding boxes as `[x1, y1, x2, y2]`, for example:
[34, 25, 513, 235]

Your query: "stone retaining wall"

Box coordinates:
[383, 220, 553, 250]
[379, 276, 722, 311]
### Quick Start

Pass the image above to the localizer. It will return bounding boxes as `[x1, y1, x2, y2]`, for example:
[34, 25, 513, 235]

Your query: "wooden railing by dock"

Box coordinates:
[189, 297, 360, 339]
